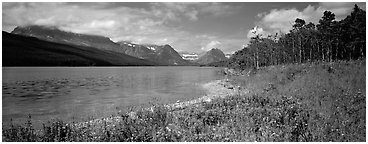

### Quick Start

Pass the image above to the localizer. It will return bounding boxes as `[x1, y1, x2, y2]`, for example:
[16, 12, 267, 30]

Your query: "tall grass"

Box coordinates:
[2, 60, 365, 142]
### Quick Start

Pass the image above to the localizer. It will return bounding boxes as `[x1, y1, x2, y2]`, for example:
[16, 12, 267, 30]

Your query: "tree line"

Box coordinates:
[228, 4, 365, 69]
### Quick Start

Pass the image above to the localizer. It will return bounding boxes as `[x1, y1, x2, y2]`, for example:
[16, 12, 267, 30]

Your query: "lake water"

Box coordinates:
[2, 67, 224, 126]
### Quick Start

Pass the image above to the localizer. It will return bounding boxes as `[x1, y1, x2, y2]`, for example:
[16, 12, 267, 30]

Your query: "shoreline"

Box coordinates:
[164, 79, 244, 110]
[73, 78, 243, 128]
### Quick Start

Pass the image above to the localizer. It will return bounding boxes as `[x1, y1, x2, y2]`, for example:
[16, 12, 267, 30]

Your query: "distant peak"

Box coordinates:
[208, 48, 223, 53]
[163, 44, 173, 49]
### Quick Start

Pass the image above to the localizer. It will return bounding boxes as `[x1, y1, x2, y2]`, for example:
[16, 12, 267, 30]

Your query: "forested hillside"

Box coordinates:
[228, 4, 365, 70]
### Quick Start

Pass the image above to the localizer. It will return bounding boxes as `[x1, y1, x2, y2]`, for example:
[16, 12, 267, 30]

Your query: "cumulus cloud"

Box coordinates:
[254, 5, 320, 36]
[247, 26, 270, 38]
[198, 2, 237, 17]
[150, 3, 198, 22]
[252, 2, 365, 37]
[150, 2, 238, 22]
[3, 3, 170, 41]
[2, 2, 243, 54]
[201, 40, 221, 51]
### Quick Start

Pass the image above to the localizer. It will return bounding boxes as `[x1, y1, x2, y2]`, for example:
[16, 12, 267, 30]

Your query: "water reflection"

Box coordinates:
[2, 67, 223, 126]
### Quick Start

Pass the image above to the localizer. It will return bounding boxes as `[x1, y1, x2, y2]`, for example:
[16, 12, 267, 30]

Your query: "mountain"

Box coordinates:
[11, 25, 124, 54]
[154, 44, 190, 65]
[2, 31, 156, 66]
[11, 25, 190, 65]
[118, 42, 190, 65]
[195, 48, 227, 65]
[117, 42, 157, 60]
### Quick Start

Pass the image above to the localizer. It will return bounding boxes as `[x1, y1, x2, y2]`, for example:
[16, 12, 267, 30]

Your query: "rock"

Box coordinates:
[204, 98, 212, 103]
[127, 112, 137, 120]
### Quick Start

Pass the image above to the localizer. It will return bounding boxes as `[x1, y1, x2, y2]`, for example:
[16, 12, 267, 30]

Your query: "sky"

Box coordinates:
[2, 2, 366, 54]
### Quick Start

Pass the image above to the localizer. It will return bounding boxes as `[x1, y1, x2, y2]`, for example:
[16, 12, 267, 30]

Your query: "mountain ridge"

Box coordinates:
[117, 41, 191, 65]
[196, 48, 227, 65]
[3, 31, 156, 66]
[12, 25, 190, 66]
[12, 25, 126, 54]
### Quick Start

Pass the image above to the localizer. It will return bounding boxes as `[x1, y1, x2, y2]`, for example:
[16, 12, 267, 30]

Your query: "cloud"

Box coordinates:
[201, 40, 221, 51]
[150, 3, 198, 22]
[2, 2, 244, 54]
[247, 26, 272, 38]
[252, 2, 366, 37]
[199, 2, 237, 17]
[186, 10, 199, 21]
[255, 5, 319, 35]
[149, 2, 238, 22]
[34, 16, 56, 25]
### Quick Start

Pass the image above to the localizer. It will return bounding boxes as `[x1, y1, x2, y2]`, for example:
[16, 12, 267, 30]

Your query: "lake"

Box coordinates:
[2, 66, 224, 126]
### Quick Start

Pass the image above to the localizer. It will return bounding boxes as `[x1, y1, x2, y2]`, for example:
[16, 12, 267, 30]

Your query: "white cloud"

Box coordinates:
[150, 3, 198, 22]
[201, 40, 221, 51]
[186, 10, 199, 21]
[252, 2, 365, 37]
[247, 26, 270, 39]
[199, 2, 237, 17]
[149, 2, 238, 22]
[89, 20, 117, 29]
[34, 16, 56, 25]
[256, 6, 317, 35]
[2, 2, 243, 54]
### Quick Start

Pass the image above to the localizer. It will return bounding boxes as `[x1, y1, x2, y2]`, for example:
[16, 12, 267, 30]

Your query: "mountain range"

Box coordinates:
[2, 31, 155, 66]
[118, 42, 191, 65]
[11, 25, 125, 54]
[11, 25, 191, 66]
[5, 25, 228, 66]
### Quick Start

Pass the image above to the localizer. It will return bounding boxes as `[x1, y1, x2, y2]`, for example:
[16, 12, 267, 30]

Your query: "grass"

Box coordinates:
[2, 60, 365, 142]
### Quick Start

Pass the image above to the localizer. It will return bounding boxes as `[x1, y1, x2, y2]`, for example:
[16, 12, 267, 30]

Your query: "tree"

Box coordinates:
[292, 18, 306, 63]
[340, 4, 366, 60]
[228, 4, 365, 70]
[317, 11, 336, 62]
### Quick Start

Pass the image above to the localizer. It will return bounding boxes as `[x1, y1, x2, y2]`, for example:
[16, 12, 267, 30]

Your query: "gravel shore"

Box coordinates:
[164, 79, 244, 110]
[73, 79, 245, 129]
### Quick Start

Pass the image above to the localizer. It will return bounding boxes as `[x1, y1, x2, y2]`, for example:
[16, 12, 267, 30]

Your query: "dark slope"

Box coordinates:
[11, 25, 124, 54]
[118, 42, 191, 65]
[117, 42, 157, 60]
[10, 25, 190, 66]
[196, 48, 227, 65]
[153, 45, 190, 65]
[2, 31, 156, 66]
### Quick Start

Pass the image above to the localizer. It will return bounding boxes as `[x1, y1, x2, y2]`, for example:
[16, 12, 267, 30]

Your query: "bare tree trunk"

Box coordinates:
[269, 52, 273, 65]
[330, 43, 333, 62]
[322, 43, 325, 61]
[256, 47, 259, 69]
[335, 42, 339, 60]
[299, 37, 302, 63]
[360, 43, 364, 59]
[349, 45, 353, 61]
[292, 39, 295, 63]
[353, 45, 355, 60]
[310, 43, 313, 62]
[317, 40, 321, 61]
